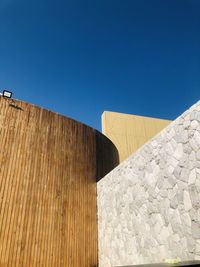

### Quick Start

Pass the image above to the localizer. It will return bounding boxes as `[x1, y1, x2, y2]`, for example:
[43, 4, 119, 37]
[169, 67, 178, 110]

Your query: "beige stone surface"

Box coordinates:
[98, 101, 200, 267]
[102, 111, 171, 162]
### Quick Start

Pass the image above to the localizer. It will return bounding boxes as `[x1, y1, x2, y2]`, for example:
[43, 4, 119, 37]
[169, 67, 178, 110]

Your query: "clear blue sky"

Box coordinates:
[0, 0, 200, 130]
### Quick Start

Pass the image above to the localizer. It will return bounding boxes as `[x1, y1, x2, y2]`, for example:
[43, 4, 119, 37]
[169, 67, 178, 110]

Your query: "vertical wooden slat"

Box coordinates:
[6, 125, 26, 266]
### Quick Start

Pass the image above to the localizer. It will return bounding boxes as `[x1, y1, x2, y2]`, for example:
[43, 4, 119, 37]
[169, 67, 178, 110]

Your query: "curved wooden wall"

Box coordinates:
[0, 97, 119, 267]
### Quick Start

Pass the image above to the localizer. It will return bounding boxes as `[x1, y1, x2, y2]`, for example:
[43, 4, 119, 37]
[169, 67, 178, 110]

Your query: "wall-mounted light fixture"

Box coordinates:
[3, 90, 12, 98]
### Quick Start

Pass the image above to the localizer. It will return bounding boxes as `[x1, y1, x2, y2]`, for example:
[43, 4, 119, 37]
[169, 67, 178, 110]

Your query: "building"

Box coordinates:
[0, 96, 118, 267]
[1, 95, 200, 267]
[102, 111, 171, 162]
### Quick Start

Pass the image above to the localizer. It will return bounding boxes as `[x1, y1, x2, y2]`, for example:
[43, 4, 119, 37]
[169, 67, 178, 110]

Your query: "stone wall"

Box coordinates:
[97, 101, 200, 267]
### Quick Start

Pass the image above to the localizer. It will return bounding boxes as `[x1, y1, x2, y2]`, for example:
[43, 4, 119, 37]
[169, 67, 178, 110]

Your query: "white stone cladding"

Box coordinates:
[97, 101, 200, 267]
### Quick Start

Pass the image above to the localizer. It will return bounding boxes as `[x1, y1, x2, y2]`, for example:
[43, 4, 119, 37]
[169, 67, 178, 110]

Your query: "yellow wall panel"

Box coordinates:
[102, 111, 171, 162]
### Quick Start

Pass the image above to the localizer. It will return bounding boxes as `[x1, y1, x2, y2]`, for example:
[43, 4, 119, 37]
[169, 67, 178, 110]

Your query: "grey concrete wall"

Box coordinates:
[97, 101, 200, 267]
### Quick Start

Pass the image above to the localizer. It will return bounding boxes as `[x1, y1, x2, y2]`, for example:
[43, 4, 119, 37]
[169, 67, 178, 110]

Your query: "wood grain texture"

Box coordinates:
[0, 97, 119, 267]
